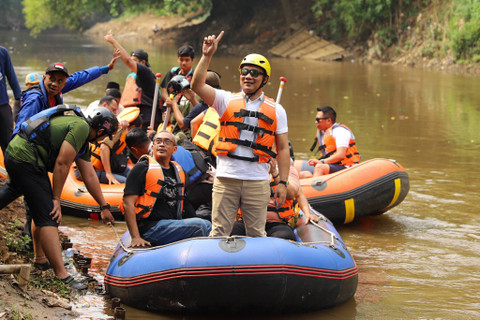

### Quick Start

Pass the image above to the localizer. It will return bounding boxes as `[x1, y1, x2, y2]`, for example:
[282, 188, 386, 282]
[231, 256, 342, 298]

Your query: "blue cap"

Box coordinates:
[25, 72, 41, 85]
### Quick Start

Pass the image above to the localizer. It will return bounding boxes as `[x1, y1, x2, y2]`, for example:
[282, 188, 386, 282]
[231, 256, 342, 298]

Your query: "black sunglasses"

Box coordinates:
[240, 68, 264, 77]
[315, 117, 329, 122]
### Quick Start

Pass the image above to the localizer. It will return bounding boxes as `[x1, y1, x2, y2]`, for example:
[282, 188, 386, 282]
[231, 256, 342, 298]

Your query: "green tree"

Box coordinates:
[312, 0, 421, 46]
[23, 0, 211, 35]
[448, 0, 480, 60]
[0, 0, 24, 29]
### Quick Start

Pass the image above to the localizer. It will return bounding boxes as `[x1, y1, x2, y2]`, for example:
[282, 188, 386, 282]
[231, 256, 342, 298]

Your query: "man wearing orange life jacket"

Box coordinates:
[191, 31, 290, 237]
[305, 106, 360, 177]
[122, 131, 211, 247]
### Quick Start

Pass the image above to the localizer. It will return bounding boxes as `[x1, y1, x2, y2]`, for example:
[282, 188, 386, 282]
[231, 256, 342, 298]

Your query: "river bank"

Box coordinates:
[85, 12, 480, 76]
[0, 181, 81, 320]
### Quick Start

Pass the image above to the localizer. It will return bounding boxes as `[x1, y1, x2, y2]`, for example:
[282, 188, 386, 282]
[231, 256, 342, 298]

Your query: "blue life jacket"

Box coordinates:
[19, 104, 84, 142]
[171, 145, 210, 188]
[19, 104, 88, 170]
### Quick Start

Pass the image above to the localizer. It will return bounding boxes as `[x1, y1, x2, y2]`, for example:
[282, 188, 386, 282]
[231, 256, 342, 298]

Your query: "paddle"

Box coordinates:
[161, 94, 174, 131]
[149, 73, 162, 130]
[275, 76, 287, 104]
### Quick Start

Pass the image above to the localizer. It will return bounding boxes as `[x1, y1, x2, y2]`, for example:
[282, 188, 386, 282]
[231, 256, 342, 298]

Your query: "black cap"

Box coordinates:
[131, 49, 150, 67]
[45, 63, 69, 77]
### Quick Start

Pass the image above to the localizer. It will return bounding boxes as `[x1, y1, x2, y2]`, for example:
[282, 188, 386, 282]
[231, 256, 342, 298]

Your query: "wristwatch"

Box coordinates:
[100, 203, 111, 211]
[320, 159, 325, 164]
[278, 180, 288, 186]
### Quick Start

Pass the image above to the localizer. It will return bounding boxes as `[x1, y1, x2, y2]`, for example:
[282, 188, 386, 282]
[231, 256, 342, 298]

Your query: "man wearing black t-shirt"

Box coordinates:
[123, 131, 211, 247]
[104, 31, 162, 129]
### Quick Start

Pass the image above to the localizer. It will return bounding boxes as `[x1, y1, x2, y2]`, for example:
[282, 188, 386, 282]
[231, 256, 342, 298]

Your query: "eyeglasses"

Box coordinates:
[153, 138, 174, 146]
[315, 117, 329, 122]
[240, 68, 264, 78]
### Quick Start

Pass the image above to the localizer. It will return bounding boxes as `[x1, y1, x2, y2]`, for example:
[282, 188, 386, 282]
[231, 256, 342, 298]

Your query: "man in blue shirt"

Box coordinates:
[0, 46, 21, 155]
[13, 54, 119, 137]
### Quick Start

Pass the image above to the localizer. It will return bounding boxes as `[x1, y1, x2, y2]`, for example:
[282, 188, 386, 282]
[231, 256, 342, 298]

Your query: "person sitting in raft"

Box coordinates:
[299, 106, 360, 178]
[90, 107, 143, 184]
[86, 83, 124, 116]
[231, 151, 318, 240]
[125, 127, 152, 162]
[122, 130, 212, 247]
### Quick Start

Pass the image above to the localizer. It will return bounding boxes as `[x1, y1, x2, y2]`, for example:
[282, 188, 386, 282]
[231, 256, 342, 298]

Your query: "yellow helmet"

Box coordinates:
[239, 53, 271, 78]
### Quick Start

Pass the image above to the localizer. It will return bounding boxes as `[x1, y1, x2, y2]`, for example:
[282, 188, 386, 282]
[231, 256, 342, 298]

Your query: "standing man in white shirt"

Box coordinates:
[191, 31, 290, 237]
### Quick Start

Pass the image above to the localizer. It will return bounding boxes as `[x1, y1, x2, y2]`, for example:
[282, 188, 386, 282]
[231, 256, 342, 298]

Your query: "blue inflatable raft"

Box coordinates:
[104, 211, 358, 314]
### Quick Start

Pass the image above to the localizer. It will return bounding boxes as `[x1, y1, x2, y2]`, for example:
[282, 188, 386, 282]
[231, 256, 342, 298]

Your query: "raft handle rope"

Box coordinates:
[110, 224, 224, 253]
[307, 208, 340, 247]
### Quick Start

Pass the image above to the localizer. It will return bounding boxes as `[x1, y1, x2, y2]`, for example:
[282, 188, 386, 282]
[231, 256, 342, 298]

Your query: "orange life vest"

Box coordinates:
[268, 180, 296, 224]
[192, 107, 220, 157]
[318, 123, 360, 166]
[133, 155, 185, 219]
[90, 130, 128, 172]
[216, 93, 277, 163]
[120, 73, 142, 107]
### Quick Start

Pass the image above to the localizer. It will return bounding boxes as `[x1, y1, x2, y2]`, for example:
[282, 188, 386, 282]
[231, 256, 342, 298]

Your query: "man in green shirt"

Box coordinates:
[1, 107, 118, 289]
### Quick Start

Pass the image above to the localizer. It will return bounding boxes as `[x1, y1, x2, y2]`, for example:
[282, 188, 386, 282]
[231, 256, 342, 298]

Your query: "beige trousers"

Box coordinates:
[210, 177, 270, 237]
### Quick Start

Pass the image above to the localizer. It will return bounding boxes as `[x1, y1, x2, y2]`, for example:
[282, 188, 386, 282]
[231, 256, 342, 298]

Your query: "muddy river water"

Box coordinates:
[2, 30, 479, 319]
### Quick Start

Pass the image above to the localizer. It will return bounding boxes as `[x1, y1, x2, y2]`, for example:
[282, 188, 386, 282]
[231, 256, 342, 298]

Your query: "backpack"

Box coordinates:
[171, 139, 213, 188]
[18, 104, 87, 171]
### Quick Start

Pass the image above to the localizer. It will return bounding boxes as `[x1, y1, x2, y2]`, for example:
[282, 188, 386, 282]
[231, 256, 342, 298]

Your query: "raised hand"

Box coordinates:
[202, 31, 224, 57]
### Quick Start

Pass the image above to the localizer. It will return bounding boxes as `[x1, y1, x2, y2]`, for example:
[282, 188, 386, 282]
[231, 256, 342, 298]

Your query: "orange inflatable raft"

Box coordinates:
[0, 107, 142, 220]
[298, 158, 409, 224]
[0, 151, 123, 220]
[1, 153, 408, 223]
[58, 166, 125, 220]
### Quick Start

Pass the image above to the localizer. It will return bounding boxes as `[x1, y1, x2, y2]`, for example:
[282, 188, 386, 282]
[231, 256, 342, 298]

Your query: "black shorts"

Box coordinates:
[4, 152, 58, 227]
[328, 164, 347, 174]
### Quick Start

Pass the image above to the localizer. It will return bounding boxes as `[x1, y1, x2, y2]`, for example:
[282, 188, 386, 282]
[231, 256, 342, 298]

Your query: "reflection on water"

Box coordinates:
[3, 30, 480, 319]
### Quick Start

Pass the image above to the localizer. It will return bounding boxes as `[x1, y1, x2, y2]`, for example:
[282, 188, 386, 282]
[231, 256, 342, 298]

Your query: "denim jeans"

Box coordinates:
[142, 218, 212, 246]
[96, 166, 130, 184]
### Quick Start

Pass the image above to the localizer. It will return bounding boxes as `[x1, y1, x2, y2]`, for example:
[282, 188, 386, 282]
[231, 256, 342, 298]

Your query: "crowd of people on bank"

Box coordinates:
[0, 30, 360, 289]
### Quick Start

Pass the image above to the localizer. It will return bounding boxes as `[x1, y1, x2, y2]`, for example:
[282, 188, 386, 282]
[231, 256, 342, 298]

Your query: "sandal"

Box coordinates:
[33, 261, 52, 271]
[61, 275, 87, 290]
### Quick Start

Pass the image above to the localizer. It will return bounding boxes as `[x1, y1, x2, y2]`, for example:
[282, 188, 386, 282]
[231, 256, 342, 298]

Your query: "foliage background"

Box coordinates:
[3, 0, 480, 64]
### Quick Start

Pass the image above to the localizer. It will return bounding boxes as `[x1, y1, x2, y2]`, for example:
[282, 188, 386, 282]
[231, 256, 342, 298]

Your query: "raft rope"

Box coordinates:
[110, 223, 220, 253]
[306, 207, 339, 247]
[109, 208, 339, 252]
